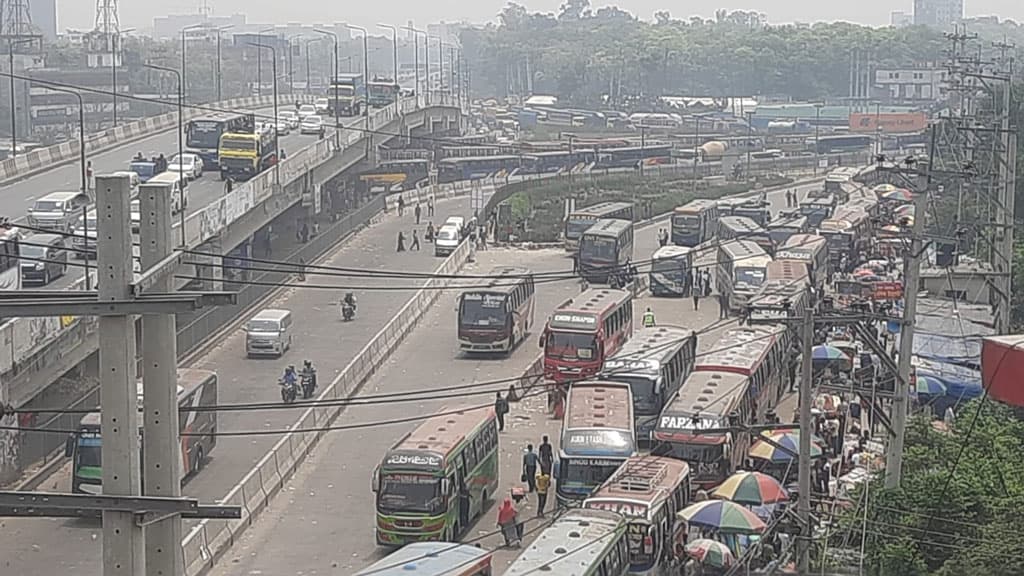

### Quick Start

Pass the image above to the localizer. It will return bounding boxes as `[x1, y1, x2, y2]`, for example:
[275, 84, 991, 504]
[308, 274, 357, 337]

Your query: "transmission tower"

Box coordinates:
[94, 0, 119, 35]
[1, 0, 40, 40]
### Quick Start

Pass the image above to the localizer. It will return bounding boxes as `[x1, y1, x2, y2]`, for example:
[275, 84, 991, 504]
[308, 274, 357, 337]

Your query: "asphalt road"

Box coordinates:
[0, 195, 476, 575]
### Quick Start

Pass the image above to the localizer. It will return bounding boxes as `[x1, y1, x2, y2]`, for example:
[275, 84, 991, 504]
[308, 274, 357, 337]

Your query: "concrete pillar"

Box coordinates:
[192, 236, 224, 291]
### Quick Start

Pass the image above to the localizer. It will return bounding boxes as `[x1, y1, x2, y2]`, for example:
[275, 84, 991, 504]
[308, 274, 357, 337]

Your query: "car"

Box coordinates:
[275, 120, 291, 135]
[20, 233, 69, 286]
[110, 170, 140, 191]
[314, 97, 329, 114]
[279, 109, 300, 129]
[298, 104, 317, 120]
[167, 153, 203, 180]
[300, 115, 325, 137]
[71, 209, 99, 257]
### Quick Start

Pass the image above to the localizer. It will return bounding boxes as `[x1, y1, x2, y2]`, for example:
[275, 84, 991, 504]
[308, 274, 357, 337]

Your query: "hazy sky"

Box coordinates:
[58, 1, 1024, 32]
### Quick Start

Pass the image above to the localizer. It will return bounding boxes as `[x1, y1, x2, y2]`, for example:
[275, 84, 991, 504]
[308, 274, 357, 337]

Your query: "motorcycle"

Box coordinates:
[341, 301, 356, 322]
[300, 372, 317, 399]
[280, 377, 298, 404]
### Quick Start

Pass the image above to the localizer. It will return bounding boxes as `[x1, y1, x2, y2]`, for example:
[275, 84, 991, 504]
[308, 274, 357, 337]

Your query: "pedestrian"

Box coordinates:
[414, 203, 422, 225]
[538, 435, 553, 473]
[425, 221, 434, 242]
[658, 228, 668, 247]
[224, 178, 233, 193]
[643, 307, 656, 327]
[479, 225, 488, 250]
[507, 383, 519, 402]
[703, 270, 712, 296]
[296, 257, 306, 282]
[494, 392, 509, 431]
[86, 160, 93, 192]
[535, 468, 550, 517]
[718, 292, 729, 319]
[411, 229, 420, 251]
[396, 231, 406, 252]
[692, 289, 700, 311]
[522, 445, 538, 492]
[427, 195, 435, 217]
[496, 498, 520, 548]
[397, 194, 405, 216]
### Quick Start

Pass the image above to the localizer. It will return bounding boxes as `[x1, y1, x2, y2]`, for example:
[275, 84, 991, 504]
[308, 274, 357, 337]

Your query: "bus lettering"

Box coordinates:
[385, 454, 441, 467]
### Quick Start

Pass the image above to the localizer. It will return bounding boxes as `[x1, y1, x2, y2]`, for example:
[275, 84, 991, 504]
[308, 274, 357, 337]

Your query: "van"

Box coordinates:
[146, 172, 190, 214]
[245, 309, 293, 358]
[20, 233, 68, 285]
[26, 191, 92, 233]
[111, 170, 141, 191]
[444, 216, 465, 232]
[434, 224, 462, 257]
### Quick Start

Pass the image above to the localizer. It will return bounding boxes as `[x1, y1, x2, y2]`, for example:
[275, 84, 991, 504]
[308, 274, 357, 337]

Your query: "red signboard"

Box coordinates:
[869, 281, 904, 301]
[849, 113, 928, 134]
[982, 335, 1024, 407]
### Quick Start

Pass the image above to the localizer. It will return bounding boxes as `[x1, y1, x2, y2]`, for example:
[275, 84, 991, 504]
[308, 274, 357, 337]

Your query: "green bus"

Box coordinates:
[373, 406, 500, 546]
[65, 369, 218, 494]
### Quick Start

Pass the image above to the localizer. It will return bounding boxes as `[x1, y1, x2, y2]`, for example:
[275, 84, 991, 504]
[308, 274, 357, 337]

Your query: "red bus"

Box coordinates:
[540, 288, 633, 384]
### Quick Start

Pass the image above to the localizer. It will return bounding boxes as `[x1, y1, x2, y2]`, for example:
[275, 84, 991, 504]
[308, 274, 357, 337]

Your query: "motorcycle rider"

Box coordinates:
[282, 364, 298, 388]
[343, 292, 357, 312]
[301, 359, 317, 389]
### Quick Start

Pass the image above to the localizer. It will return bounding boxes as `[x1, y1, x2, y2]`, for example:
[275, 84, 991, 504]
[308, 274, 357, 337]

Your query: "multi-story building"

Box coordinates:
[29, 0, 57, 42]
[874, 66, 947, 102]
[890, 11, 913, 28]
[913, 0, 963, 28]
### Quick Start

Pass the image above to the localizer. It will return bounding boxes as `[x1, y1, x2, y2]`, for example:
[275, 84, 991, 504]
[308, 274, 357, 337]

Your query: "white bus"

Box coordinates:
[648, 245, 693, 297]
[776, 233, 829, 288]
[715, 239, 772, 313]
[505, 508, 630, 576]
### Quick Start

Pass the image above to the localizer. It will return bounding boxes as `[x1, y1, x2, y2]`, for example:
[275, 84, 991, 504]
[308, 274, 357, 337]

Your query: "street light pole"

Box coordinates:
[313, 29, 339, 148]
[143, 63, 186, 245]
[216, 25, 235, 102]
[814, 102, 823, 175]
[8, 38, 33, 156]
[181, 24, 205, 105]
[304, 38, 321, 97]
[248, 43, 279, 184]
[256, 26, 274, 96]
[430, 35, 443, 97]
[377, 24, 398, 82]
[745, 110, 754, 179]
[403, 26, 423, 105]
[345, 25, 370, 124]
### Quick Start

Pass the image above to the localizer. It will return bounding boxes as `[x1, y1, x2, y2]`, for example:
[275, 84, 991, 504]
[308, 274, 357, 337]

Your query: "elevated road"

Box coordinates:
[0, 194, 475, 574]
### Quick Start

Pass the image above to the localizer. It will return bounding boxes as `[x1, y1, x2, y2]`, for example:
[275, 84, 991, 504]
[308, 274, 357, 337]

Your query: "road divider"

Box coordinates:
[180, 236, 475, 576]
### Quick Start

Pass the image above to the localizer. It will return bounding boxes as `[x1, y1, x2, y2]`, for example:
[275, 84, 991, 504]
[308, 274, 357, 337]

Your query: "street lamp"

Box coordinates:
[215, 25, 235, 102]
[430, 35, 443, 96]
[256, 26, 274, 96]
[745, 110, 755, 180]
[377, 24, 398, 82]
[181, 23, 205, 104]
[143, 62, 186, 245]
[304, 37, 322, 96]
[813, 102, 824, 175]
[110, 27, 135, 126]
[247, 42, 279, 184]
[8, 38, 34, 156]
[313, 29, 339, 147]
[286, 35, 305, 95]
[344, 24, 370, 122]
[403, 26, 426, 104]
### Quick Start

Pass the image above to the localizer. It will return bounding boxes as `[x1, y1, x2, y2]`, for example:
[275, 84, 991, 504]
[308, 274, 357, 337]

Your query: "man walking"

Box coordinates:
[538, 435, 553, 473]
[397, 194, 405, 216]
[643, 307, 656, 328]
[411, 229, 421, 251]
[535, 468, 550, 517]
[718, 292, 729, 319]
[494, 392, 509, 431]
[414, 203, 422, 225]
[522, 445, 538, 492]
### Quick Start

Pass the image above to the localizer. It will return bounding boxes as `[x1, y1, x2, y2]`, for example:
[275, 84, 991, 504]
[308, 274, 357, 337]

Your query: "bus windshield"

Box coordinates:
[75, 438, 102, 468]
[378, 473, 444, 515]
[673, 214, 699, 229]
[546, 332, 597, 361]
[581, 236, 617, 260]
[735, 266, 767, 286]
[566, 218, 596, 240]
[221, 137, 255, 152]
[652, 258, 687, 279]
[612, 376, 659, 415]
[187, 120, 222, 149]
[460, 294, 507, 327]
[334, 86, 355, 96]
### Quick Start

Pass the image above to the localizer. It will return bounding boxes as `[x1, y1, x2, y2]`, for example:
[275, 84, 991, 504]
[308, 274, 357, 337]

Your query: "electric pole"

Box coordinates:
[796, 289, 814, 574]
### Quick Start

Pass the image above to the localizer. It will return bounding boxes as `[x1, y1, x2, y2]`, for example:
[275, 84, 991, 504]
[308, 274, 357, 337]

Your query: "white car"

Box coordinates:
[298, 104, 317, 120]
[314, 97, 329, 114]
[130, 199, 141, 232]
[279, 110, 300, 129]
[275, 120, 291, 135]
[300, 115, 325, 137]
[167, 153, 203, 180]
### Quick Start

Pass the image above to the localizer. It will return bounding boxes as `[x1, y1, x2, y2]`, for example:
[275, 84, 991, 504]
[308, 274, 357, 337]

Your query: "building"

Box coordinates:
[874, 66, 946, 102]
[913, 0, 963, 28]
[29, 0, 57, 42]
[890, 11, 913, 27]
[153, 13, 247, 40]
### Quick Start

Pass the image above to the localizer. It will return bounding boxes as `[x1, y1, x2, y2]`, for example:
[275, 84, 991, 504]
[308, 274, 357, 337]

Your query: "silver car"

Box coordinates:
[27, 191, 92, 233]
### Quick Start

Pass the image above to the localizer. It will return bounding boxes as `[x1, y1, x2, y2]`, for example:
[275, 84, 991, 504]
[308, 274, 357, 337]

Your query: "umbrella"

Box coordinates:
[913, 374, 946, 396]
[873, 183, 898, 196]
[881, 188, 913, 202]
[895, 204, 916, 216]
[812, 344, 852, 371]
[712, 472, 789, 505]
[749, 430, 824, 464]
[853, 268, 877, 277]
[678, 500, 767, 534]
[685, 539, 736, 568]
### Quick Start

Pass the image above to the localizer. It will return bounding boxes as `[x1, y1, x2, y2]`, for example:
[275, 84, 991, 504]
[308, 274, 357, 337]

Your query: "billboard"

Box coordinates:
[849, 113, 927, 134]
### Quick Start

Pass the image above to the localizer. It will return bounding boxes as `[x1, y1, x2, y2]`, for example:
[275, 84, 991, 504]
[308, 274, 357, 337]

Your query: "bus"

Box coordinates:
[776, 234, 829, 289]
[595, 144, 674, 169]
[504, 508, 629, 576]
[66, 369, 218, 495]
[359, 159, 430, 192]
[748, 279, 809, 324]
[602, 326, 698, 444]
[765, 259, 810, 287]
[373, 407, 499, 545]
[0, 226, 22, 292]
[671, 200, 719, 247]
[579, 219, 635, 284]
[584, 456, 692, 575]
[437, 155, 531, 183]
[718, 197, 771, 227]
[806, 134, 873, 154]
[457, 267, 535, 354]
[824, 167, 861, 196]
[798, 195, 836, 228]
[437, 145, 515, 159]
[819, 207, 871, 270]
[185, 112, 255, 168]
[542, 288, 634, 384]
[556, 381, 637, 506]
[766, 215, 807, 248]
[527, 149, 599, 174]
[354, 542, 492, 576]
[648, 245, 692, 297]
[717, 215, 774, 256]
[716, 240, 772, 313]
[218, 126, 277, 181]
[653, 325, 791, 487]
[564, 201, 634, 252]
[368, 78, 401, 108]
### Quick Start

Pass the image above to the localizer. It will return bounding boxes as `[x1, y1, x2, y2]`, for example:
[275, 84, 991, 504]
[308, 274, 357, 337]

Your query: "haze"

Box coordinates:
[57, 0, 1024, 32]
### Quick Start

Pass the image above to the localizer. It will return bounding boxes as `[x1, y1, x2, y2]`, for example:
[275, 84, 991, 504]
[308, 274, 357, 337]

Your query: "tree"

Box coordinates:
[654, 10, 672, 26]
[558, 0, 591, 21]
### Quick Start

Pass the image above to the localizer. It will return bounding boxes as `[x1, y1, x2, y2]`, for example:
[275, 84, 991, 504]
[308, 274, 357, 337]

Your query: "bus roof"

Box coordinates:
[696, 326, 784, 376]
[583, 218, 632, 237]
[504, 508, 626, 576]
[549, 288, 632, 332]
[565, 380, 634, 435]
[719, 239, 769, 262]
[656, 370, 749, 437]
[674, 199, 718, 214]
[768, 215, 808, 230]
[354, 542, 491, 575]
[749, 280, 808, 321]
[766, 260, 810, 283]
[439, 155, 524, 164]
[780, 234, 826, 254]
[652, 245, 692, 260]
[384, 406, 493, 472]
[719, 215, 764, 234]
[603, 326, 694, 378]
[571, 201, 633, 217]
[461, 267, 532, 295]
[586, 456, 690, 515]
[80, 369, 215, 427]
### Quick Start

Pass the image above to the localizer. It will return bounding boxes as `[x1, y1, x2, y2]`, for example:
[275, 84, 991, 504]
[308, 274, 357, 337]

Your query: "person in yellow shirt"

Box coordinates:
[535, 469, 551, 517]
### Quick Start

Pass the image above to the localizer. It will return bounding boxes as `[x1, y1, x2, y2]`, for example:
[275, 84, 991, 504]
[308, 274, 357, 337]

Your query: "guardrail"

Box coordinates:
[0, 94, 294, 185]
[180, 236, 474, 576]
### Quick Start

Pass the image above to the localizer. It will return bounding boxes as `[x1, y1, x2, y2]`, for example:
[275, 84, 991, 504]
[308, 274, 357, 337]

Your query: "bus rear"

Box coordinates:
[648, 245, 692, 297]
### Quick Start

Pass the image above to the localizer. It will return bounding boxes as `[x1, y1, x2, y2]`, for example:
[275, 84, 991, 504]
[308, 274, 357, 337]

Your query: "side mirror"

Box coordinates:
[371, 466, 380, 492]
[552, 459, 560, 479]
[64, 435, 75, 458]
[440, 478, 450, 496]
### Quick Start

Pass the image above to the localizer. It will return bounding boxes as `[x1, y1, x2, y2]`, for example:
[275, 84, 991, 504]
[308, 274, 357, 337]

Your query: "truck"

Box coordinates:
[367, 77, 400, 108]
[218, 125, 277, 181]
[699, 140, 728, 161]
[327, 73, 365, 117]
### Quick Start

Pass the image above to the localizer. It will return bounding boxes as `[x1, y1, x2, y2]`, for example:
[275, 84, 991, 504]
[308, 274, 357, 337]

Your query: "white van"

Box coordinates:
[146, 171, 190, 214]
[245, 309, 293, 358]
[26, 191, 92, 233]
[444, 216, 465, 232]
[434, 224, 462, 257]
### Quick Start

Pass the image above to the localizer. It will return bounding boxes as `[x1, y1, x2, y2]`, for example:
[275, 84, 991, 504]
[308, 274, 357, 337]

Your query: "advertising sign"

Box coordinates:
[849, 113, 927, 134]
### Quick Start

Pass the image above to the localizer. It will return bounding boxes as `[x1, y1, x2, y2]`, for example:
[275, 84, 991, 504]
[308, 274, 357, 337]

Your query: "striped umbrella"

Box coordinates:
[914, 374, 947, 396]
[685, 539, 736, 568]
[678, 500, 767, 534]
[749, 430, 824, 464]
[881, 188, 913, 202]
[712, 471, 789, 505]
[873, 183, 898, 196]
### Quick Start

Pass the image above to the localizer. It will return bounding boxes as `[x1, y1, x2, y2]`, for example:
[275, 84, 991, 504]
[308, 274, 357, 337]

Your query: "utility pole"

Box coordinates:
[885, 170, 929, 488]
[796, 289, 815, 574]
